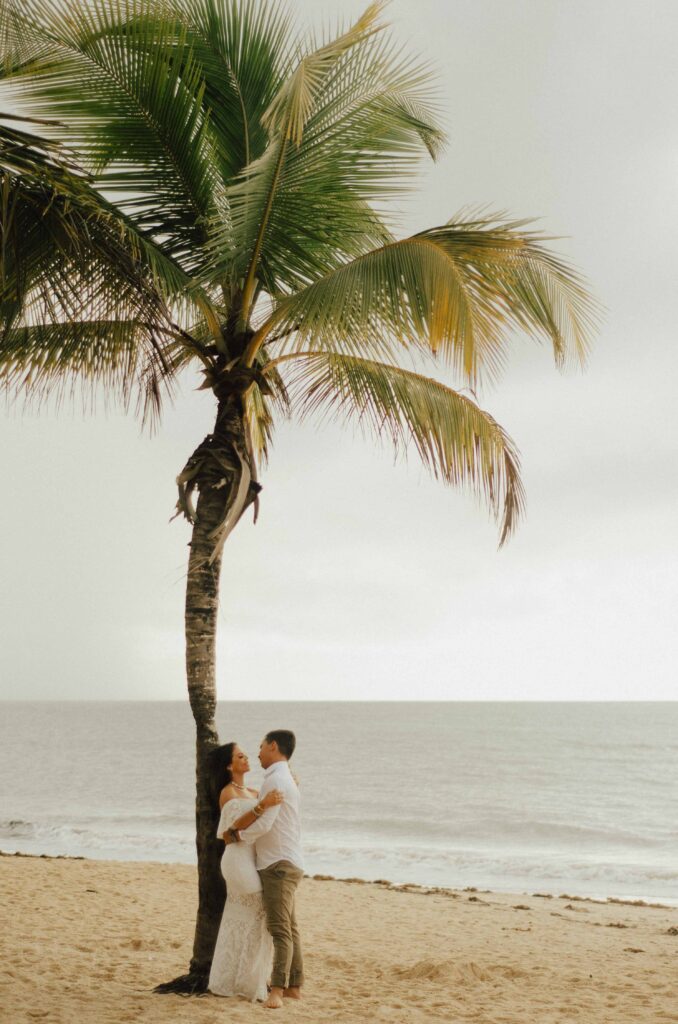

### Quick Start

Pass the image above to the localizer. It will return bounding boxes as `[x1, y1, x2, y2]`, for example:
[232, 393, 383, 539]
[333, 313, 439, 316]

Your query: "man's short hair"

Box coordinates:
[265, 729, 296, 760]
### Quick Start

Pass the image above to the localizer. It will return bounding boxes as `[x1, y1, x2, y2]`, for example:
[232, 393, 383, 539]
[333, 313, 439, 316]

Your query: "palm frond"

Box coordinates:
[279, 351, 525, 545]
[0, 113, 216, 327]
[4, 0, 225, 267]
[0, 0, 50, 76]
[248, 214, 599, 381]
[165, 0, 295, 180]
[261, 1, 385, 145]
[230, 3, 389, 322]
[0, 319, 175, 428]
[206, 21, 445, 299]
[0, 115, 217, 425]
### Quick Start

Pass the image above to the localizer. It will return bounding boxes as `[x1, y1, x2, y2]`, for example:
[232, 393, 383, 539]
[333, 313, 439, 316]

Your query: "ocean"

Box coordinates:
[0, 701, 676, 904]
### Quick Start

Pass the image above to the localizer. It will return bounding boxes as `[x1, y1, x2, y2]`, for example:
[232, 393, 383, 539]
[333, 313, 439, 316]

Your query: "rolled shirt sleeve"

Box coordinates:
[237, 802, 281, 844]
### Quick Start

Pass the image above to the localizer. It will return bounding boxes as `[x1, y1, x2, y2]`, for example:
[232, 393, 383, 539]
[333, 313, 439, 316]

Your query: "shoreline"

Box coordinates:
[1, 847, 673, 911]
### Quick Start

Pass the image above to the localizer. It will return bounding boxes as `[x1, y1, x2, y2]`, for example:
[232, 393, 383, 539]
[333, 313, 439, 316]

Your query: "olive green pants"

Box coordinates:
[258, 860, 304, 990]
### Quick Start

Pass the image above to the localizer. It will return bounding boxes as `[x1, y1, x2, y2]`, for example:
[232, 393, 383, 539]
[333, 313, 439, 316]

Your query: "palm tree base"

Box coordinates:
[153, 971, 209, 995]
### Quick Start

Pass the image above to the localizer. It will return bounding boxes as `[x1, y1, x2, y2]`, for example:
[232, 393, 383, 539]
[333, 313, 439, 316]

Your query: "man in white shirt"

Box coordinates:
[235, 729, 304, 1010]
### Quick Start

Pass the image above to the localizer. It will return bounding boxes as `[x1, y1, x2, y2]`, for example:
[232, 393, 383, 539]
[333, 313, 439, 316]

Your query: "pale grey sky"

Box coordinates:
[1, 0, 676, 701]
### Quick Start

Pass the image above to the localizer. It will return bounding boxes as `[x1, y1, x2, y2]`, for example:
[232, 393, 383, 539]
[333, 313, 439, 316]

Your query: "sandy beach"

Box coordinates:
[1, 853, 676, 1024]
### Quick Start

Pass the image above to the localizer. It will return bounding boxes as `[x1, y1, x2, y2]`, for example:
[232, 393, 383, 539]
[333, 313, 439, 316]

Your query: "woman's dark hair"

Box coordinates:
[209, 742, 236, 805]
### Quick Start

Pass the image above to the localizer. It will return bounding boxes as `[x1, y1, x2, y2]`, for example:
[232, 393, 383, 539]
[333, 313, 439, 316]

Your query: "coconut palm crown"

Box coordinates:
[0, 0, 598, 992]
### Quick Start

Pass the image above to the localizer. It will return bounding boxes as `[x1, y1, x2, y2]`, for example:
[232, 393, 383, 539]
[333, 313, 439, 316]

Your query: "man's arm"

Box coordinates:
[236, 802, 281, 844]
[223, 788, 284, 837]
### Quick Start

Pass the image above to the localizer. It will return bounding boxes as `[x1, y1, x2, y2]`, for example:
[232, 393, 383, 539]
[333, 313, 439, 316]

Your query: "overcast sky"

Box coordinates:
[1, 0, 676, 701]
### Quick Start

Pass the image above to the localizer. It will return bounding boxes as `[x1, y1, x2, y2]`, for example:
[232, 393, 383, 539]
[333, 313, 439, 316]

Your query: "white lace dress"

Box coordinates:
[208, 797, 273, 1003]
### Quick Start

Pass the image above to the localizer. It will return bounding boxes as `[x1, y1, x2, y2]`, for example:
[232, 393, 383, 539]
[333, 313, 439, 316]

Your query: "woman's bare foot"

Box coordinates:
[283, 987, 302, 999]
[264, 987, 284, 1009]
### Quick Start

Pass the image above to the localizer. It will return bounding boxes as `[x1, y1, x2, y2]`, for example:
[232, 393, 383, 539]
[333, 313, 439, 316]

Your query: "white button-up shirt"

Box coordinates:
[238, 760, 304, 871]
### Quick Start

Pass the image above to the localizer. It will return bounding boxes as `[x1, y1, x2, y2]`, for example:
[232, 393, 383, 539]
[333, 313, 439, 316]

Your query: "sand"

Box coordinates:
[1, 853, 677, 1024]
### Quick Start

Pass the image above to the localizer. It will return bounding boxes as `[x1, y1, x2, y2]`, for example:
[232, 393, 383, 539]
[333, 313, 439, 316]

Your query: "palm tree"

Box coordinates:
[0, 0, 597, 992]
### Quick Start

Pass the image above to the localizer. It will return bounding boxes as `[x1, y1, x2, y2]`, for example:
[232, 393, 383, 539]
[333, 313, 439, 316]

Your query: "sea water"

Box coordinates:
[0, 701, 676, 904]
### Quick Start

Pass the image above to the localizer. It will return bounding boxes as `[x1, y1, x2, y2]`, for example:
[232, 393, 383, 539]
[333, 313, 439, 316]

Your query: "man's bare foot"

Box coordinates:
[264, 987, 284, 1009]
[283, 987, 302, 999]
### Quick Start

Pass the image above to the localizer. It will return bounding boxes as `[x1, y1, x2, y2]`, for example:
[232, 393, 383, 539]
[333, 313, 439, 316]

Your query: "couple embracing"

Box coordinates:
[208, 730, 304, 1009]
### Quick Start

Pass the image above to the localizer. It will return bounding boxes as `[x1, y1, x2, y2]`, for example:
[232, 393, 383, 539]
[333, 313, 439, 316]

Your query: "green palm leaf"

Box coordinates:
[0, 108, 220, 317]
[217, 2, 444, 314]
[5, 0, 224, 267]
[0, 114, 216, 422]
[277, 351, 525, 545]
[248, 214, 599, 382]
[261, 1, 385, 145]
[232, 2, 387, 320]
[0, 319, 173, 425]
[164, 0, 295, 179]
[0, 0, 51, 75]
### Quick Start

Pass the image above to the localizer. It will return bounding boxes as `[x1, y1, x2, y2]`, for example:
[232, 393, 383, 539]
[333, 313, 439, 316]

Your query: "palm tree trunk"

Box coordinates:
[155, 398, 256, 994]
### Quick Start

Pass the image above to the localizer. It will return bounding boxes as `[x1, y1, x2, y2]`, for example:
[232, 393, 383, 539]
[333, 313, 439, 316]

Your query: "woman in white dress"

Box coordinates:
[208, 742, 284, 1003]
